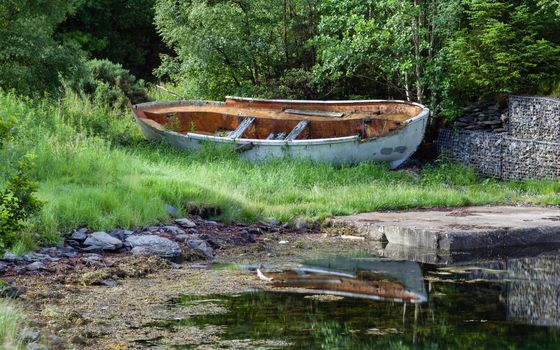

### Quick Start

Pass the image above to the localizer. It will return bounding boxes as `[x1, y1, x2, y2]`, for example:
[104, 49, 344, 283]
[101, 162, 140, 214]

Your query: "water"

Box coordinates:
[151, 251, 560, 349]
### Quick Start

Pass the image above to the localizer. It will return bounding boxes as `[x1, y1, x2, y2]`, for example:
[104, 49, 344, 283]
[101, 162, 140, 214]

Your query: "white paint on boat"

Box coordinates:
[133, 98, 429, 169]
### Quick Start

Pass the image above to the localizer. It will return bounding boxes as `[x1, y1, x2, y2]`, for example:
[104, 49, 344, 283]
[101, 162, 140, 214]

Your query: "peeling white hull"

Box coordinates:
[133, 99, 429, 169]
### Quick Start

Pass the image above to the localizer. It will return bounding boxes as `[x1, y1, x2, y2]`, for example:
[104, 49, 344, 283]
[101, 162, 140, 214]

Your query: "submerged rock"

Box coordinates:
[126, 235, 182, 261]
[84, 232, 123, 251]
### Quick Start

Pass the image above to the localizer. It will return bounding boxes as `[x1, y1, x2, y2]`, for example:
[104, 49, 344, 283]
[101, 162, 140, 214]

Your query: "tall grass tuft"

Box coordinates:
[0, 299, 25, 350]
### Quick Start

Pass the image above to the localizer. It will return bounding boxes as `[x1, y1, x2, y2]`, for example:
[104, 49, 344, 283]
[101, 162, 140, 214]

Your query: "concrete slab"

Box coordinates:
[327, 206, 560, 250]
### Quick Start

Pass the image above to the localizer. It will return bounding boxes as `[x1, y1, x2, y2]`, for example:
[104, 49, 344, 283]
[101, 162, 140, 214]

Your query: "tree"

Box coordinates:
[154, 0, 318, 99]
[445, 0, 560, 101]
[56, 0, 168, 80]
[313, 0, 463, 111]
[0, 0, 83, 95]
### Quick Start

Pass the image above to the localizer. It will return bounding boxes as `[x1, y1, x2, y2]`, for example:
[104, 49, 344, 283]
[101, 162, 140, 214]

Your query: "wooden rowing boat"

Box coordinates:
[131, 96, 429, 168]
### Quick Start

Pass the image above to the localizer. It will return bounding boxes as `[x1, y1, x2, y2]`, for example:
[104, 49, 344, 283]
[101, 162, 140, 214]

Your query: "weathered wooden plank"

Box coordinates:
[285, 120, 309, 141]
[228, 117, 255, 139]
[283, 108, 344, 118]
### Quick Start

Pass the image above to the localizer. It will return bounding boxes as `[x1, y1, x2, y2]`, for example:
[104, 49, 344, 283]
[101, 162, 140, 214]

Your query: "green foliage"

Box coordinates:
[313, 0, 464, 112]
[69, 59, 148, 108]
[0, 155, 43, 250]
[446, 0, 560, 101]
[0, 0, 83, 96]
[154, 0, 318, 99]
[421, 160, 479, 186]
[56, 0, 166, 80]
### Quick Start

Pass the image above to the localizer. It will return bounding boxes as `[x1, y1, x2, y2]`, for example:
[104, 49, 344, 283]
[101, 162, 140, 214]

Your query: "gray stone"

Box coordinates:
[26, 262, 47, 271]
[176, 218, 197, 228]
[266, 217, 281, 226]
[0, 282, 21, 298]
[0, 262, 7, 274]
[27, 342, 45, 350]
[84, 232, 123, 251]
[170, 262, 182, 269]
[295, 220, 308, 230]
[240, 230, 255, 243]
[161, 225, 184, 235]
[100, 279, 119, 287]
[2, 252, 20, 262]
[165, 204, 180, 218]
[203, 220, 218, 225]
[126, 235, 182, 261]
[22, 331, 40, 342]
[107, 229, 133, 241]
[187, 240, 214, 259]
[70, 228, 88, 241]
[175, 234, 200, 242]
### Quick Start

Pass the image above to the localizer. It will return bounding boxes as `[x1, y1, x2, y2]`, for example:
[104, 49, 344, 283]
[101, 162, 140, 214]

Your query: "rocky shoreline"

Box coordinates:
[0, 215, 334, 350]
[0, 216, 317, 296]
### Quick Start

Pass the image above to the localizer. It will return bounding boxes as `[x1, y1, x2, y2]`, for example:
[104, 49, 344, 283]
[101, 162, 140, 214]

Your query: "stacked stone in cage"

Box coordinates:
[437, 96, 560, 180]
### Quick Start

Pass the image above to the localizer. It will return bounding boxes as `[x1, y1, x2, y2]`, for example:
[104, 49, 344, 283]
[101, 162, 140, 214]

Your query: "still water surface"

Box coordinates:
[154, 250, 560, 349]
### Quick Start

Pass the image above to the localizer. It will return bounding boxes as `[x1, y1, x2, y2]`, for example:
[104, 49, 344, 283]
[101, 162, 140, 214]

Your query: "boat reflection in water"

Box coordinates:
[265, 256, 427, 303]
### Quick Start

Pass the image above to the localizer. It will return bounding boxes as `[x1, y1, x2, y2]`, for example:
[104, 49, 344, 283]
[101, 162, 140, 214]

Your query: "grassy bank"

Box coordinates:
[0, 299, 25, 349]
[1, 90, 559, 250]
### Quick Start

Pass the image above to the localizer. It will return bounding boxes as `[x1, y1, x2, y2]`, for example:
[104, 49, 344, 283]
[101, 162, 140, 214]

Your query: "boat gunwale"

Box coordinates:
[132, 98, 429, 145]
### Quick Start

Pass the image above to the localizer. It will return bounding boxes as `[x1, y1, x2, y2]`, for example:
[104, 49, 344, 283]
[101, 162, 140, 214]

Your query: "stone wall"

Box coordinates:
[437, 96, 560, 180]
[509, 96, 560, 142]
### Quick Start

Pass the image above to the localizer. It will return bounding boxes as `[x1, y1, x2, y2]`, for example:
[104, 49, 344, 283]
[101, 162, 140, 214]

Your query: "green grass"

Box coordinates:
[1, 90, 559, 249]
[0, 299, 25, 350]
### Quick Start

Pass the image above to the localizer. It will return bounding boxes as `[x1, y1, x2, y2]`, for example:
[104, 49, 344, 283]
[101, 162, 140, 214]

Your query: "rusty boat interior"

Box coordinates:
[132, 96, 425, 141]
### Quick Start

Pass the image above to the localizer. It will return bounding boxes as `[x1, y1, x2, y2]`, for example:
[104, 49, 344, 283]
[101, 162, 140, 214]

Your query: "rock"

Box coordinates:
[165, 204, 180, 218]
[26, 262, 47, 272]
[126, 235, 182, 261]
[70, 228, 88, 241]
[170, 262, 182, 269]
[0, 262, 7, 274]
[240, 230, 256, 243]
[176, 218, 197, 228]
[266, 217, 281, 226]
[71, 334, 87, 345]
[2, 252, 21, 263]
[27, 342, 45, 350]
[45, 334, 65, 349]
[100, 279, 119, 287]
[186, 240, 214, 259]
[295, 220, 308, 230]
[107, 229, 133, 241]
[161, 225, 184, 235]
[203, 220, 218, 225]
[175, 234, 200, 242]
[83, 232, 123, 251]
[279, 240, 289, 245]
[0, 282, 21, 298]
[248, 227, 262, 235]
[22, 331, 40, 343]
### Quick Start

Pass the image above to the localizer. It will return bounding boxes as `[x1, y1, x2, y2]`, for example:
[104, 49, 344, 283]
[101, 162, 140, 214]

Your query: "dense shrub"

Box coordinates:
[70, 59, 149, 108]
[0, 155, 43, 250]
